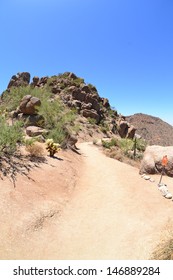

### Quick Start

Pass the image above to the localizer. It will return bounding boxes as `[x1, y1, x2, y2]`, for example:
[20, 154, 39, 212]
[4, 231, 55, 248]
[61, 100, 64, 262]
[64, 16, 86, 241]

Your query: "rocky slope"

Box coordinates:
[126, 113, 173, 146]
[1, 72, 136, 142]
[3, 72, 173, 147]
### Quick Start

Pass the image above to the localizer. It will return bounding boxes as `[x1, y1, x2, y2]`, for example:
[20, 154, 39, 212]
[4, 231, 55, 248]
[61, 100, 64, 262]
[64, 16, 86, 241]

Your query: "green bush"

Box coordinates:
[118, 138, 146, 159]
[135, 138, 147, 152]
[0, 117, 24, 155]
[2, 87, 29, 112]
[47, 126, 66, 144]
[73, 78, 84, 86]
[1, 85, 78, 146]
[119, 138, 134, 154]
[1, 86, 51, 112]
[102, 138, 119, 149]
[88, 117, 97, 125]
[99, 120, 110, 134]
[38, 97, 63, 129]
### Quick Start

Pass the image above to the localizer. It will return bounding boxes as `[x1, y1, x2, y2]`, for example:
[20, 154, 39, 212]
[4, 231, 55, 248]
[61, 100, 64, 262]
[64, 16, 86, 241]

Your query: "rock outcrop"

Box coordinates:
[117, 118, 136, 139]
[139, 145, 173, 177]
[26, 126, 47, 137]
[4, 71, 136, 139]
[7, 72, 30, 89]
[30, 72, 106, 124]
[18, 95, 41, 115]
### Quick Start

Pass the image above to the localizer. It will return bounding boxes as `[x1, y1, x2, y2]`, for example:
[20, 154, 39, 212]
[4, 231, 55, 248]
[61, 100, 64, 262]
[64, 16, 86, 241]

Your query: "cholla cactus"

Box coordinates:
[45, 138, 61, 157]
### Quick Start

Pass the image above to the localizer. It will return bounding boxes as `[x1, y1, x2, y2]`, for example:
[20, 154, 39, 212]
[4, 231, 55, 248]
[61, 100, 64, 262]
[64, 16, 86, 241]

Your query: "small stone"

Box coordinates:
[143, 175, 151, 180]
[149, 178, 155, 182]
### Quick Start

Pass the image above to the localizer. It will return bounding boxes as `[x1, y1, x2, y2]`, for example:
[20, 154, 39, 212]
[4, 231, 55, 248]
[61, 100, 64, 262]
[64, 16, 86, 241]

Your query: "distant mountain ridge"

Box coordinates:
[126, 113, 173, 146]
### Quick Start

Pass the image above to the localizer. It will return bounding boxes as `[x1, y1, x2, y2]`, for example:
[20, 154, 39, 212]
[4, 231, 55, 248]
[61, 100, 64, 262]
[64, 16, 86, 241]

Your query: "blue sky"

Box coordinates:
[0, 0, 173, 124]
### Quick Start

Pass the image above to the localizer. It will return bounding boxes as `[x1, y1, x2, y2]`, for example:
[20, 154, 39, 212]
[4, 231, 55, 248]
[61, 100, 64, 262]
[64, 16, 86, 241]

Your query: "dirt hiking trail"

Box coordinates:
[1, 142, 173, 259]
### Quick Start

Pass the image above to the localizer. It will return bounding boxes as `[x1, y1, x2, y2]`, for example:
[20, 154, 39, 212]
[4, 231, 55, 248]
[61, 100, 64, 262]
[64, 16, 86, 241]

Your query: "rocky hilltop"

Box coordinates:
[3, 72, 173, 147]
[1, 71, 136, 142]
[126, 113, 173, 146]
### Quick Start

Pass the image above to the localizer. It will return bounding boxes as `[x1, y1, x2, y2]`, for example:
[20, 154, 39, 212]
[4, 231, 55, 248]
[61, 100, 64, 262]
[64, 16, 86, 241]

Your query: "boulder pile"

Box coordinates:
[4, 71, 137, 140]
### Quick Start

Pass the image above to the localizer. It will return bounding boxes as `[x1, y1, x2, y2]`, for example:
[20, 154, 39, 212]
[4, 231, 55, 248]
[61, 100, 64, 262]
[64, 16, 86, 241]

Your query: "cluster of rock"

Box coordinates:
[7, 72, 30, 89]
[31, 72, 111, 124]
[5, 71, 137, 140]
[12, 95, 45, 139]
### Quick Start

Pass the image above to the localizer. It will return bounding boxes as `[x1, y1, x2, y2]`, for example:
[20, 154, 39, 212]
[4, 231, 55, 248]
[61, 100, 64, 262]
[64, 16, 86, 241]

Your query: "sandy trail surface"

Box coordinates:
[1, 142, 173, 259]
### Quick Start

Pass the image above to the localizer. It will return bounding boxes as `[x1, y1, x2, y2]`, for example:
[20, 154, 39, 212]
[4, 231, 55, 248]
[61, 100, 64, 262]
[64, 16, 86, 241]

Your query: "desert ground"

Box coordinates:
[1, 142, 173, 259]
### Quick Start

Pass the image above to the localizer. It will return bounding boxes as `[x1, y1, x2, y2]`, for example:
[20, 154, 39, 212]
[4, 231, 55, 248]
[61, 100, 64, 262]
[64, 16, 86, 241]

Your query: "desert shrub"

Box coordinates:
[99, 120, 110, 134]
[1, 84, 78, 146]
[135, 138, 147, 152]
[109, 148, 124, 161]
[36, 92, 77, 143]
[73, 78, 84, 86]
[47, 76, 58, 86]
[102, 138, 119, 149]
[26, 143, 44, 157]
[108, 108, 118, 118]
[1, 86, 51, 113]
[72, 123, 81, 133]
[24, 137, 37, 147]
[45, 108, 77, 144]
[0, 117, 24, 155]
[61, 109, 77, 124]
[38, 97, 63, 129]
[47, 126, 66, 144]
[88, 117, 97, 125]
[117, 138, 146, 160]
[87, 83, 98, 94]
[1, 87, 29, 112]
[118, 138, 134, 154]
[152, 238, 173, 260]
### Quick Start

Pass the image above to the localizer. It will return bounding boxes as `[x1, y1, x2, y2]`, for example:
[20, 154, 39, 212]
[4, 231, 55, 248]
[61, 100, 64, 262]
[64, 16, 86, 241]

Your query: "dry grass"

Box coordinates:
[151, 220, 173, 260]
[26, 143, 45, 157]
[104, 146, 141, 168]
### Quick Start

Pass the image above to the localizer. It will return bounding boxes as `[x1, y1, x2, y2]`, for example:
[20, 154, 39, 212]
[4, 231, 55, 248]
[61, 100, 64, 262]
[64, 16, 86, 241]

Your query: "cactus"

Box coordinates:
[45, 138, 61, 157]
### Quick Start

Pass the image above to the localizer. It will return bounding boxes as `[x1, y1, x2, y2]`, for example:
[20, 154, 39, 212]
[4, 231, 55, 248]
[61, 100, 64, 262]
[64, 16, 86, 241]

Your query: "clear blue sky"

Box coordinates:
[1, 0, 173, 124]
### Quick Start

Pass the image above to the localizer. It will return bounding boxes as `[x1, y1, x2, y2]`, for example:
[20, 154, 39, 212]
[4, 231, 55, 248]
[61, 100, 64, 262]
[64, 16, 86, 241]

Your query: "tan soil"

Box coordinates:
[1, 142, 173, 260]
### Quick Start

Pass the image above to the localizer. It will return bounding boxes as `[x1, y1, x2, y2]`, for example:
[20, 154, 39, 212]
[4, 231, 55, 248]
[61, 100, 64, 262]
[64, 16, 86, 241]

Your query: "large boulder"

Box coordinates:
[117, 120, 136, 139]
[82, 109, 100, 123]
[117, 121, 128, 138]
[127, 125, 136, 139]
[7, 72, 30, 88]
[72, 89, 86, 102]
[139, 145, 173, 177]
[101, 98, 110, 108]
[19, 95, 41, 115]
[31, 76, 40, 87]
[26, 126, 47, 137]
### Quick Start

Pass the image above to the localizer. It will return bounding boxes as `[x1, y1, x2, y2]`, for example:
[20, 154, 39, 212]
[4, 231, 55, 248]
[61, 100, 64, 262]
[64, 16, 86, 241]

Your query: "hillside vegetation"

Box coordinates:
[0, 71, 144, 181]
